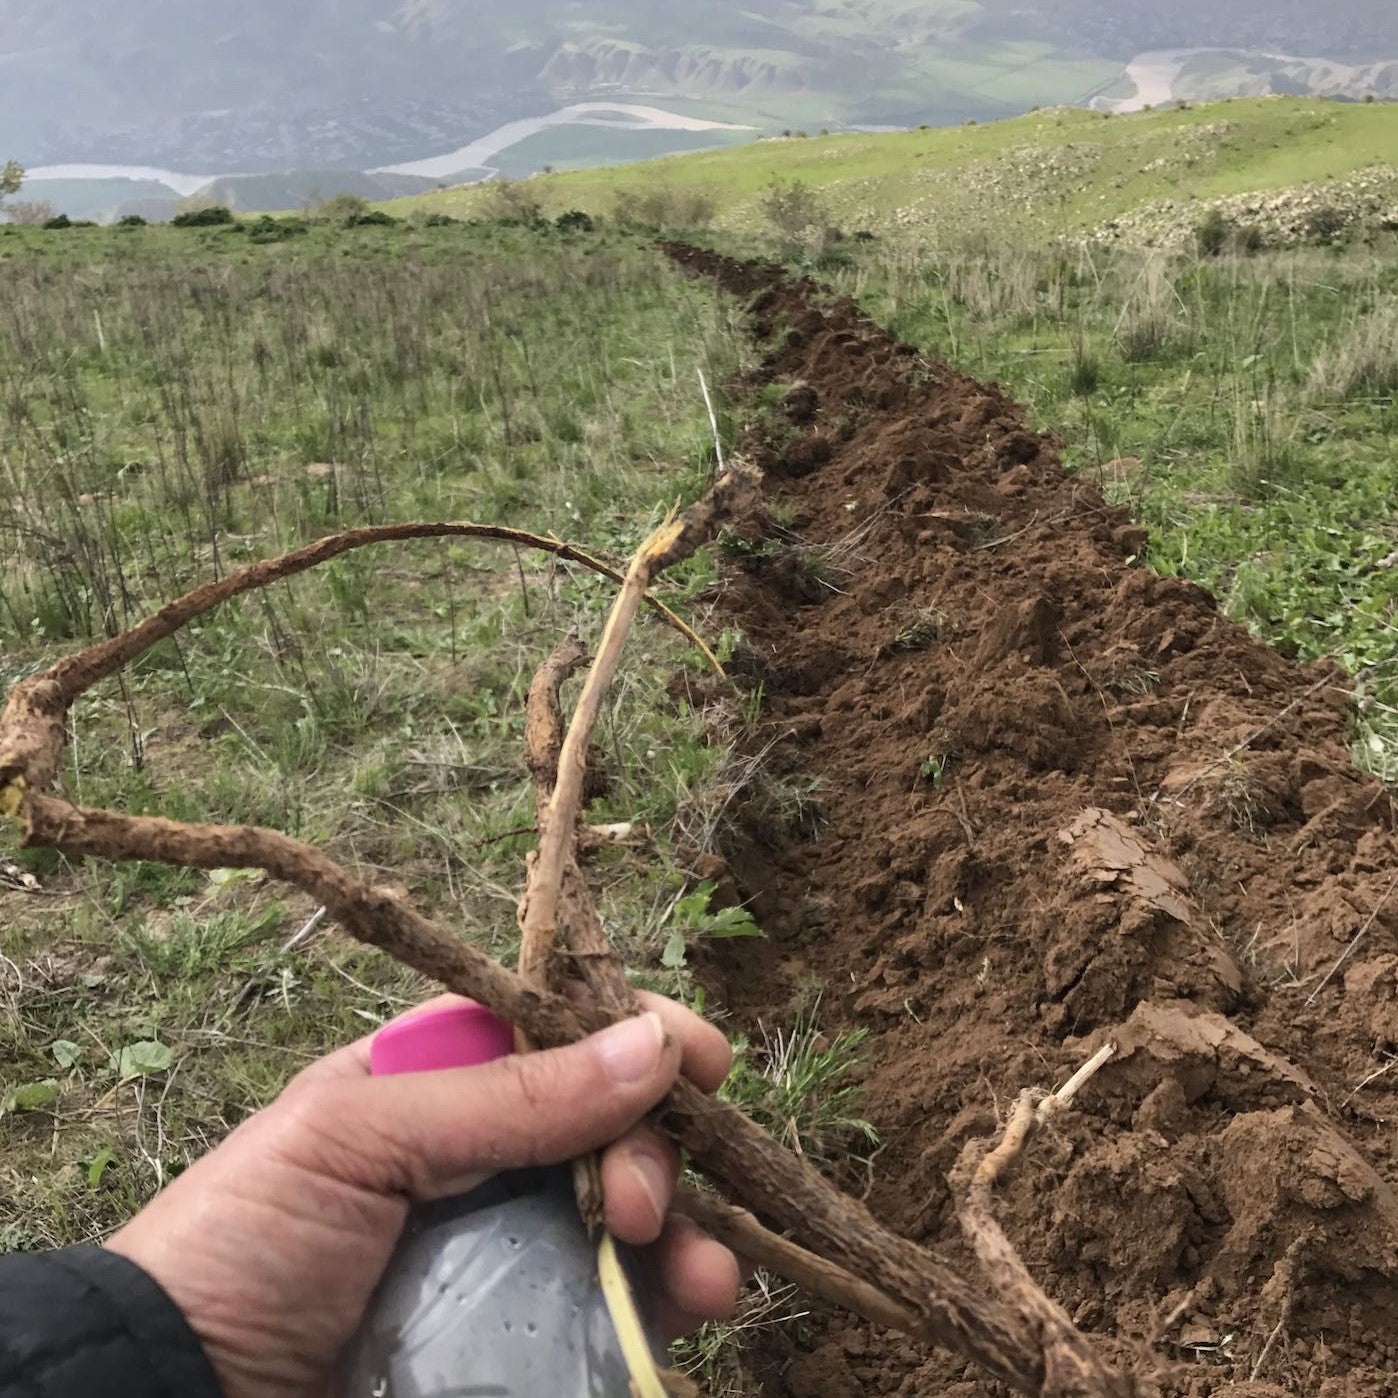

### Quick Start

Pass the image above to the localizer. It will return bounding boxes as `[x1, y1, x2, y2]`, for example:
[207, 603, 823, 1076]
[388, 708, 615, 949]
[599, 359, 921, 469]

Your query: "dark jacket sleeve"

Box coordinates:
[0, 1246, 222, 1398]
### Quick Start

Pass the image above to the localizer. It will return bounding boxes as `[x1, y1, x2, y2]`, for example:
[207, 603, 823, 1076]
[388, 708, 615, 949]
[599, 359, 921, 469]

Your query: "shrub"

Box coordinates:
[172, 205, 235, 227]
[761, 179, 826, 240]
[43, 214, 73, 230]
[1196, 208, 1233, 257]
[419, 211, 459, 227]
[116, 214, 148, 228]
[313, 194, 370, 224]
[346, 209, 398, 227]
[1068, 339, 1101, 397]
[1115, 260, 1185, 362]
[245, 214, 308, 244]
[1303, 205, 1349, 243]
[677, 189, 720, 226]
[481, 178, 545, 224]
[613, 184, 717, 230]
[555, 209, 595, 233]
[5, 200, 53, 226]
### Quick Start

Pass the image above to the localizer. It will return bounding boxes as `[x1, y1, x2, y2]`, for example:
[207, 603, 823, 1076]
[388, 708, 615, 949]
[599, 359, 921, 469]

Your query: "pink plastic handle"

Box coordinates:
[370, 1002, 516, 1077]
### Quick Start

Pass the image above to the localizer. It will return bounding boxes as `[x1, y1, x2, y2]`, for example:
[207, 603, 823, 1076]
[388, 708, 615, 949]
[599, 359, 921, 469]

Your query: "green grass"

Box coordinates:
[676, 997, 876, 1394]
[386, 96, 1398, 246]
[0, 216, 762, 1251]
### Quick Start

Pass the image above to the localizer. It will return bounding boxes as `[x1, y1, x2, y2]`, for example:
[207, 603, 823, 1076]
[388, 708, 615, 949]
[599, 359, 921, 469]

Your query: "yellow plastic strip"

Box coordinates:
[597, 1230, 666, 1398]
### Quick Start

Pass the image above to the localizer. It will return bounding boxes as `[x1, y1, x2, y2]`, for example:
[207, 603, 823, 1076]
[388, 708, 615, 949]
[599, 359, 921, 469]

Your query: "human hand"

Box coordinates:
[107, 993, 741, 1398]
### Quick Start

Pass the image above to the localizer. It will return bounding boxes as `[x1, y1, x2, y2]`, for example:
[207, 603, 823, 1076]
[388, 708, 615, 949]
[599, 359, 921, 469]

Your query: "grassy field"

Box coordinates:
[0, 215, 888, 1390]
[386, 96, 1398, 245]
[380, 90, 1398, 777]
[812, 236, 1398, 778]
[488, 123, 753, 179]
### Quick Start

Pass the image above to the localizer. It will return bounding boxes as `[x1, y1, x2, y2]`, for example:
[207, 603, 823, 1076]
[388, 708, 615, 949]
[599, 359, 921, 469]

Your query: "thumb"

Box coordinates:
[266, 1011, 681, 1201]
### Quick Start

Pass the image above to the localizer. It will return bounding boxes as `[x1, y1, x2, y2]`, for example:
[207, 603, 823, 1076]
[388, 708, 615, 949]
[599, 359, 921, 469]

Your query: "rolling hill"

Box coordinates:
[386, 96, 1398, 249]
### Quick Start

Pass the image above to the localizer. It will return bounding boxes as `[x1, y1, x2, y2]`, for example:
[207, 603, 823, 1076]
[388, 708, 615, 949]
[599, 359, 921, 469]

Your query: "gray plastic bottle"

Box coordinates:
[337, 1002, 664, 1398]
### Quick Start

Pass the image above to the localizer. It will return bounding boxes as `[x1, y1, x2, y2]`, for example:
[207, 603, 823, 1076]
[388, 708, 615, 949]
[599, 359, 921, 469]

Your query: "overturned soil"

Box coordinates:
[666, 244, 1398, 1397]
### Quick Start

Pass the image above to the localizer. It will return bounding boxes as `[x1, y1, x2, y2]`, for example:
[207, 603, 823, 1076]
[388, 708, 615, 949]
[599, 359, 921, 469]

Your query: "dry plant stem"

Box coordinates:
[519, 634, 590, 994]
[523, 635, 590, 807]
[525, 629, 887, 1334]
[518, 464, 760, 993]
[949, 1045, 1124, 1398]
[518, 544, 653, 985]
[1153, 668, 1337, 807]
[672, 1190, 923, 1339]
[1249, 1233, 1307, 1382]
[1304, 865, 1398, 1006]
[522, 636, 636, 1016]
[516, 635, 611, 1233]
[0, 520, 716, 792]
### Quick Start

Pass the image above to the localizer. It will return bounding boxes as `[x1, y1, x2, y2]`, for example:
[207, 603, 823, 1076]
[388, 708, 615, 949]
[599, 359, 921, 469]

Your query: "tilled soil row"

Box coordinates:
[666, 244, 1398, 1398]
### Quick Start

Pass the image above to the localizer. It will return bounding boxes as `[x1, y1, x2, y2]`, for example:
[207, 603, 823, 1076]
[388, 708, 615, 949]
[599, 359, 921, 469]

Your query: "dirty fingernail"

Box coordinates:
[595, 1012, 667, 1084]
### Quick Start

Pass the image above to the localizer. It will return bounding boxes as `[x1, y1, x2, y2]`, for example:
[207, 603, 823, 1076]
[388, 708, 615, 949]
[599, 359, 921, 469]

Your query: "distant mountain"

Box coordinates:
[2, 1, 1395, 171]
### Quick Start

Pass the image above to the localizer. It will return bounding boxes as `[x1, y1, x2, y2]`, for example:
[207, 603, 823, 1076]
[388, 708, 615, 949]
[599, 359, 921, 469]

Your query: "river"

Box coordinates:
[372, 102, 751, 181]
[23, 102, 753, 195]
[22, 162, 222, 195]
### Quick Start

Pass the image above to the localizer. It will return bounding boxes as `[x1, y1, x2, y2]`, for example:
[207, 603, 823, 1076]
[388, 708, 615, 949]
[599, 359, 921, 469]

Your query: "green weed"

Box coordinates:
[661, 880, 762, 998]
[722, 1004, 878, 1163]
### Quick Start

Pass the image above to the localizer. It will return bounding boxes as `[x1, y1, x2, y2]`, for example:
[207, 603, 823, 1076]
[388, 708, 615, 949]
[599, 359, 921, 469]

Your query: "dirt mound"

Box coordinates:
[666, 243, 1398, 1395]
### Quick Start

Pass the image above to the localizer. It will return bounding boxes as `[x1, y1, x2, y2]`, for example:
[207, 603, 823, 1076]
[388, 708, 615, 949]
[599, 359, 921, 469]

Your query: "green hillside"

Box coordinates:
[486, 123, 753, 179]
[387, 96, 1398, 245]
